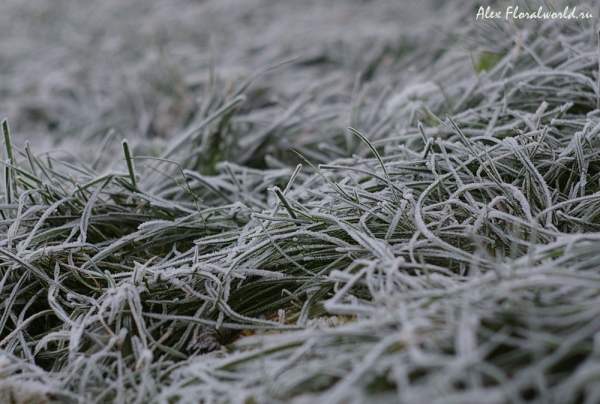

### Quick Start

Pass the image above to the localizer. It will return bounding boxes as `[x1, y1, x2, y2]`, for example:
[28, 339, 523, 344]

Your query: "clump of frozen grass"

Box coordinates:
[386, 81, 441, 125]
[2, 0, 600, 403]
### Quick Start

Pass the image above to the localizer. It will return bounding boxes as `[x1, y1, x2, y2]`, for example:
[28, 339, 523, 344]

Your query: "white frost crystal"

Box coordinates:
[0, 355, 10, 378]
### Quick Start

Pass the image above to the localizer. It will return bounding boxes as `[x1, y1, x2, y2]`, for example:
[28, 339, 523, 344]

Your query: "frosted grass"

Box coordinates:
[1, 0, 600, 403]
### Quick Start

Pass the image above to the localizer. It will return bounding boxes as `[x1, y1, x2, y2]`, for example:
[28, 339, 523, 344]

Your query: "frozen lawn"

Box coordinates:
[1, 0, 600, 403]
